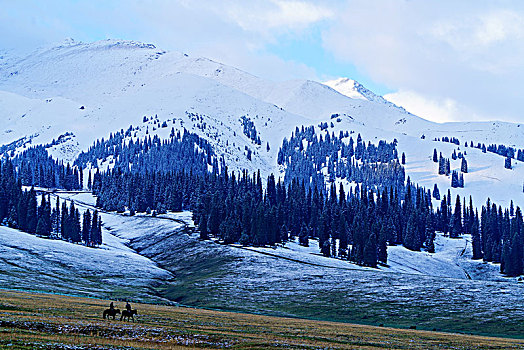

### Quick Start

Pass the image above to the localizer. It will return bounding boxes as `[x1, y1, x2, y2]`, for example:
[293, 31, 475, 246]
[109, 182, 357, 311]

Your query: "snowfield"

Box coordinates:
[60, 191, 508, 283]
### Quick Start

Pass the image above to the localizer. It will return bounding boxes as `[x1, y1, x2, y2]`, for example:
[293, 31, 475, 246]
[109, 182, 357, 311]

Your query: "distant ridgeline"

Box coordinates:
[0, 158, 102, 246]
[88, 126, 523, 276]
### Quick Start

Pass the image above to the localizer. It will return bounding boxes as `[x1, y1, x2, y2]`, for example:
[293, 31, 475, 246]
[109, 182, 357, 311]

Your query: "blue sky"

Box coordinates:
[265, 28, 392, 95]
[1, 0, 524, 124]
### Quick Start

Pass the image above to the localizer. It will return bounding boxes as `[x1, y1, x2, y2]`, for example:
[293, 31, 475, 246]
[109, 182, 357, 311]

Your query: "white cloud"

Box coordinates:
[384, 91, 479, 123]
[430, 10, 524, 50]
[0, 0, 323, 82]
[225, 0, 334, 33]
[3, 0, 524, 123]
[321, 0, 524, 123]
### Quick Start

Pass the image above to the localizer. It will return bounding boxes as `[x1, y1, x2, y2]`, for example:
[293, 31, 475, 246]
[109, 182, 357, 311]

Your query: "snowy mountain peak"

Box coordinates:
[323, 77, 369, 101]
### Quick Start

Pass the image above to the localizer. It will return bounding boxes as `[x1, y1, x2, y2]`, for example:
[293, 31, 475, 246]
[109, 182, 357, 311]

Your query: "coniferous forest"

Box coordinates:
[84, 127, 523, 276]
[0, 159, 102, 246]
[0, 125, 522, 275]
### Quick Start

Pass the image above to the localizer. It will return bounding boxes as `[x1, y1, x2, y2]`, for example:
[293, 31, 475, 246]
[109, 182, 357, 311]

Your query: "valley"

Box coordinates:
[0, 191, 522, 339]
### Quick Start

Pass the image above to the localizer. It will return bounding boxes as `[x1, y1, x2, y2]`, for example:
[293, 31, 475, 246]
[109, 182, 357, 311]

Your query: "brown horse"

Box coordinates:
[120, 309, 138, 322]
[103, 308, 120, 320]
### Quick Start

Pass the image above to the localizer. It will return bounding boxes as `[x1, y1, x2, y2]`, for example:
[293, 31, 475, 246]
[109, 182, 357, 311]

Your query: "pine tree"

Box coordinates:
[377, 223, 388, 264]
[471, 210, 483, 259]
[363, 233, 378, 267]
[91, 211, 102, 246]
[82, 209, 92, 245]
[433, 149, 438, 162]
[461, 158, 468, 173]
[61, 201, 68, 239]
[36, 194, 51, 237]
[505, 156, 512, 169]
[321, 239, 331, 257]
[26, 187, 38, 233]
[433, 184, 440, 200]
[298, 224, 309, 247]
[451, 170, 459, 188]
[440, 196, 448, 235]
[69, 204, 81, 243]
[87, 170, 92, 190]
[451, 195, 462, 238]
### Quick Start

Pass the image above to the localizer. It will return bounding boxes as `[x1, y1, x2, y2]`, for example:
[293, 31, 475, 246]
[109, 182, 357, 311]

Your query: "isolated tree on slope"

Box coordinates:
[461, 158, 468, 173]
[505, 156, 512, 169]
[433, 184, 440, 200]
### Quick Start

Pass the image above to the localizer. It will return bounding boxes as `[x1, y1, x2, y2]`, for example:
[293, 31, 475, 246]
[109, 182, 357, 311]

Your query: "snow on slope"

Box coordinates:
[0, 39, 523, 209]
[0, 222, 173, 301]
[59, 191, 506, 282]
[0, 39, 308, 173]
[237, 234, 505, 281]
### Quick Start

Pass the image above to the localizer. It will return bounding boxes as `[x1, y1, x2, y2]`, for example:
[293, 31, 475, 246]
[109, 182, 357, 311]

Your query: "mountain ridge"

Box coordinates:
[0, 38, 523, 209]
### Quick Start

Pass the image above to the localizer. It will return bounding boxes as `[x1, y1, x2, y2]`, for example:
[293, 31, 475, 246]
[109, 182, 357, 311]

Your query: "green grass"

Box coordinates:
[0, 290, 523, 349]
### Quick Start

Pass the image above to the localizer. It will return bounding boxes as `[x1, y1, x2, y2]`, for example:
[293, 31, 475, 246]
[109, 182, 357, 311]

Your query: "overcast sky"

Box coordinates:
[2, 0, 524, 124]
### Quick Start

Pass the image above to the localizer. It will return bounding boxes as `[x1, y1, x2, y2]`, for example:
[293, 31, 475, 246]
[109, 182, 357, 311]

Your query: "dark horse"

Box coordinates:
[103, 308, 120, 320]
[120, 309, 138, 322]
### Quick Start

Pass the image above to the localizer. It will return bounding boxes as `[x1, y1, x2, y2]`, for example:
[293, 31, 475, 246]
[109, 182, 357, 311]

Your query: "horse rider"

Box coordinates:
[126, 301, 132, 312]
[109, 302, 115, 311]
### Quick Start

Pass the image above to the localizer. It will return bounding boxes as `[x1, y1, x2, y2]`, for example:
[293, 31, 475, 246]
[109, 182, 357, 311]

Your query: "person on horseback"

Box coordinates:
[126, 301, 131, 312]
[109, 302, 115, 311]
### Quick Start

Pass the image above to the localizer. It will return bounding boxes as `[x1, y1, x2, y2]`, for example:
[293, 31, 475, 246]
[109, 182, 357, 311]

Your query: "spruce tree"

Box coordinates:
[505, 156, 512, 169]
[471, 210, 483, 259]
[433, 184, 440, 200]
[461, 158, 468, 173]
[451, 195, 462, 238]
[26, 188, 38, 233]
[363, 233, 378, 267]
[82, 209, 92, 245]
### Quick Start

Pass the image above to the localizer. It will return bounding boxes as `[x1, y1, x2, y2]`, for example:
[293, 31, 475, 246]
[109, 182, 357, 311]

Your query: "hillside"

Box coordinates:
[0, 39, 522, 210]
[1, 190, 522, 339]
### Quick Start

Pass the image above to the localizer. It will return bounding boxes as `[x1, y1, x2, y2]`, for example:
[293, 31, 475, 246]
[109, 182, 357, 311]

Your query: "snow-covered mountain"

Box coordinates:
[0, 39, 523, 209]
